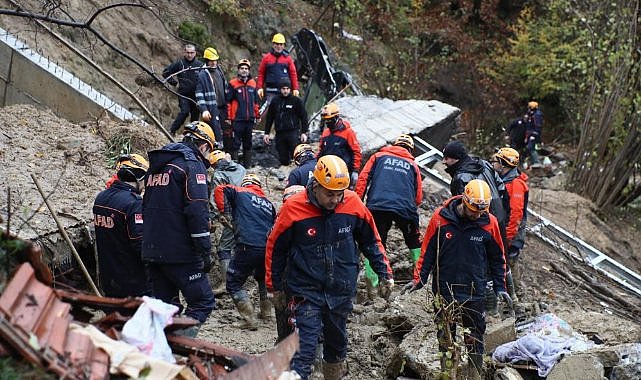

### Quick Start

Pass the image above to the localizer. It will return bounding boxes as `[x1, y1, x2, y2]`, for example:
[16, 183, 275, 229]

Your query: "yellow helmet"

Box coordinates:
[321, 103, 340, 119]
[115, 153, 149, 181]
[183, 121, 216, 151]
[394, 134, 414, 151]
[203, 47, 219, 61]
[209, 150, 227, 166]
[528, 101, 538, 109]
[313, 155, 350, 191]
[272, 33, 286, 44]
[462, 179, 492, 213]
[494, 147, 520, 167]
[241, 173, 261, 187]
[293, 143, 314, 165]
[283, 185, 305, 202]
[238, 58, 251, 68]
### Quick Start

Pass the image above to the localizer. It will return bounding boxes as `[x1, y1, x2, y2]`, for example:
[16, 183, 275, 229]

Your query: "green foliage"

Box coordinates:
[206, 0, 246, 18]
[0, 354, 56, 379]
[104, 135, 131, 168]
[178, 21, 212, 48]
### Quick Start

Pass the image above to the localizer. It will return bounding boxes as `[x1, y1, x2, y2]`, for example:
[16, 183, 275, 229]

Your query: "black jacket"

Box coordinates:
[162, 57, 202, 96]
[264, 93, 308, 134]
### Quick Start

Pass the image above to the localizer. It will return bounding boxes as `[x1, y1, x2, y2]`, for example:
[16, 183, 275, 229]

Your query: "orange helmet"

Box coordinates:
[241, 173, 261, 187]
[209, 150, 227, 167]
[494, 147, 519, 167]
[238, 58, 251, 68]
[283, 185, 305, 202]
[462, 179, 491, 212]
[115, 153, 149, 181]
[183, 121, 216, 151]
[321, 103, 340, 119]
[394, 134, 414, 151]
[528, 101, 539, 109]
[313, 155, 350, 191]
[293, 143, 314, 166]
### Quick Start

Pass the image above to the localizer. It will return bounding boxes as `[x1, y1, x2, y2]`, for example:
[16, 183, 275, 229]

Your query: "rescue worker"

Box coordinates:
[226, 59, 259, 168]
[491, 148, 529, 301]
[214, 174, 276, 330]
[162, 44, 202, 136]
[208, 150, 246, 295]
[442, 140, 509, 315]
[316, 103, 362, 190]
[355, 134, 423, 298]
[257, 33, 300, 103]
[195, 47, 224, 143]
[266, 155, 394, 380]
[93, 153, 150, 298]
[142, 121, 216, 336]
[409, 179, 511, 377]
[524, 101, 544, 165]
[263, 78, 309, 166]
[286, 143, 316, 187]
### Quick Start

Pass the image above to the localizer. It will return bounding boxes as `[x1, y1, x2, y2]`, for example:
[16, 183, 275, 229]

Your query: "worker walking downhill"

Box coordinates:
[355, 134, 423, 298]
[491, 148, 529, 302]
[226, 59, 260, 168]
[93, 153, 151, 298]
[266, 155, 394, 380]
[214, 174, 276, 330]
[162, 44, 202, 136]
[263, 78, 309, 166]
[208, 150, 246, 295]
[195, 47, 225, 143]
[524, 101, 544, 166]
[409, 179, 511, 378]
[142, 121, 217, 336]
[286, 143, 316, 187]
[317, 103, 362, 190]
[257, 33, 300, 105]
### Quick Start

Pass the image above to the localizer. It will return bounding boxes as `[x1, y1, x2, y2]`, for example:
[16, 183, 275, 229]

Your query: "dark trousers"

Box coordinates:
[148, 261, 216, 323]
[226, 244, 265, 296]
[232, 120, 254, 152]
[370, 210, 421, 249]
[434, 297, 486, 355]
[291, 298, 352, 380]
[275, 129, 300, 166]
[170, 96, 199, 133]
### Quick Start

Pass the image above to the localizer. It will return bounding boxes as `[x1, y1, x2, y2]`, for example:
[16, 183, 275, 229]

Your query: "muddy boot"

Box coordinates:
[365, 277, 378, 301]
[485, 281, 498, 316]
[234, 298, 257, 330]
[212, 259, 229, 296]
[505, 269, 518, 303]
[173, 323, 202, 338]
[467, 353, 483, 380]
[322, 360, 345, 380]
[259, 297, 273, 320]
[243, 149, 252, 168]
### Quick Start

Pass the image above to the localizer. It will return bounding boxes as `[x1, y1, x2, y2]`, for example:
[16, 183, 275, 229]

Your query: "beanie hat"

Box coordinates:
[443, 140, 468, 160]
[279, 78, 291, 88]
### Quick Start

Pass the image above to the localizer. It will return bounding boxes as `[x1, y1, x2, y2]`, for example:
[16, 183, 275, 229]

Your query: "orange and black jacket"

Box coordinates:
[413, 196, 507, 302]
[317, 119, 362, 173]
[355, 145, 423, 222]
[266, 187, 393, 307]
[502, 168, 529, 249]
[226, 77, 260, 122]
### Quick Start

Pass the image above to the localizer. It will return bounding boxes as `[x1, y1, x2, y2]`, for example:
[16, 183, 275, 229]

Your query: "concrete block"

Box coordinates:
[484, 318, 516, 354]
[493, 366, 525, 380]
[546, 354, 604, 380]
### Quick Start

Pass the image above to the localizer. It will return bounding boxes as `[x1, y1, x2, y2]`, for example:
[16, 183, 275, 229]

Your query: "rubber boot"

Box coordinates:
[409, 247, 422, 264]
[365, 277, 377, 301]
[259, 297, 273, 320]
[234, 299, 257, 330]
[485, 281, 498, 316]
[510, 258, 522, 298]
[173, 323, 202, 338]
[213, 259, 229, 295]
[243, 149, 252, 168]
[505, 269, 519, 303]
[468, 353, 483, 380]
[322, 360, 345, 380]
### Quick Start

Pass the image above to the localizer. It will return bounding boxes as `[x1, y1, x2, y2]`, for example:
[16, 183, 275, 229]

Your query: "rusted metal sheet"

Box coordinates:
[223, 331, 299, 379]
[55, 289, 144, 310]
[0, 263, 109, 379]
[168, 333, 254, 365]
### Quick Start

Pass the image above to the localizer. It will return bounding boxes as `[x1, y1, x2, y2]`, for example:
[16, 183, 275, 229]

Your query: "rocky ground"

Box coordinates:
[2, 103, 641, 378]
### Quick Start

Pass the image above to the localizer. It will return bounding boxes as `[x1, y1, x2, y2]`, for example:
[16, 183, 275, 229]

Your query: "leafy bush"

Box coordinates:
[178, 21, 212, 48]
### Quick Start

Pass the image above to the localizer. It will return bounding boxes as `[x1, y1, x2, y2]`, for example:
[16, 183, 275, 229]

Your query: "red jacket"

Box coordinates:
[503, 169, 529, 247]
[317, 119, 362, 172]
[257, 49, 299, 90]
[227, 78, 260, 122]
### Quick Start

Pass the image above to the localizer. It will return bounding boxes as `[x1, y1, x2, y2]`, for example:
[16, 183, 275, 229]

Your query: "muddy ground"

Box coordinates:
[2, 104, 641, 378]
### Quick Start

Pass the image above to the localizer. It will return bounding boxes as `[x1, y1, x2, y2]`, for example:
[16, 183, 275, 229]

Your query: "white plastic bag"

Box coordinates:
[122, 296, 179, 363]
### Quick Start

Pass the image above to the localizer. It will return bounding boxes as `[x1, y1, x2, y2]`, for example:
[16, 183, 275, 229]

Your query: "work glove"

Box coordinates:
[292, 89, 300, 97]
[201, 110, 212, 122]
[263, 134, 271, 144]
[497, 291, 513, 308]
[268, 291, 287, 311]
[401, 281, 417, 295]
[257, 88, 264, 99]
[300, 133, 308, 143]
[378, 278, 394, 300]
[223, 119, 232, 128]
[202, 253, 213, 273]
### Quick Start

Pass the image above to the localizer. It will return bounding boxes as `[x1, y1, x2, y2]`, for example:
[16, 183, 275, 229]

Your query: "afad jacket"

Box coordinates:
[142, 142, 211, 263]
[355, 145, 423, 222]
[93, 180, 150, 297]
[214, 184, 276, 248]
[286, 158, 316, 187]
[266, 187, 393, 308]
[502, 168, 529, 249]
[413, 196, 507, 302]
[257, 48, 299, 90]
[226, 77, 260, 122]
[317, 119, 362, 173]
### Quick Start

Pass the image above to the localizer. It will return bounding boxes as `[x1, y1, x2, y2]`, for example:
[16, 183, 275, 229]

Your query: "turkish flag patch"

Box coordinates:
[196, 174, 207, 184]
[134, 214, 143, 224]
